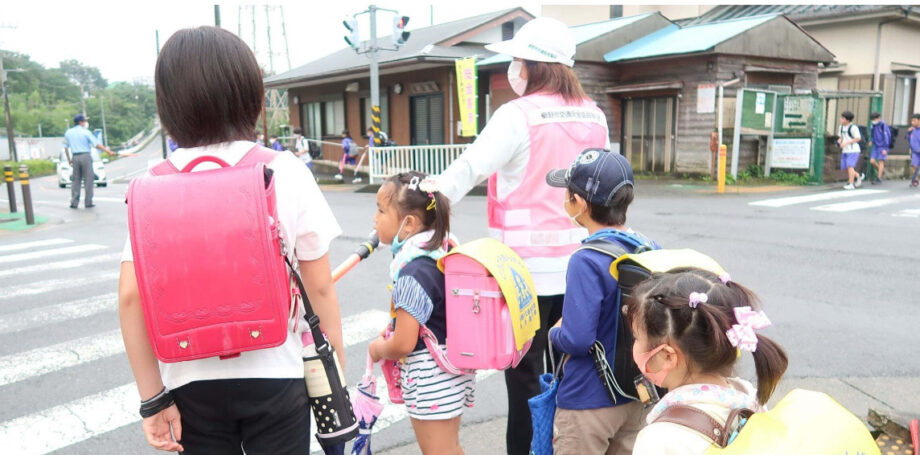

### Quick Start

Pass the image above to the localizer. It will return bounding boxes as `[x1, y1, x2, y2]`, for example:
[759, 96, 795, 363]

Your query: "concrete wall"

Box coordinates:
[0, 137, 65, 161]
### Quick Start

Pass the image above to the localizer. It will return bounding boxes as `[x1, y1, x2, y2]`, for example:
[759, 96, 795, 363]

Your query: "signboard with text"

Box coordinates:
[771, 138, 811, 169]
[455, 58, 478, 137]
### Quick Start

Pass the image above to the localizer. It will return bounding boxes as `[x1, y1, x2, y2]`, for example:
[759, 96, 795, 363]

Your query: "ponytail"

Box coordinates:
[422, 190, 450, 251]
[750, 334, 788, 405]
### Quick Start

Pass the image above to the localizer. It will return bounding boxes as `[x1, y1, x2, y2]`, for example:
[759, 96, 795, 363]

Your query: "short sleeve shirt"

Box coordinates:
[840, 124, 861, 154]
[64, 125, 98, 153]
[120, 141, 342, 389]
[392, 257, 447, 351]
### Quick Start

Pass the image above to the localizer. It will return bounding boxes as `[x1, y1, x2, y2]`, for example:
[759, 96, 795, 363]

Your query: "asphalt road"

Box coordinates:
[1, 139, 918, 454]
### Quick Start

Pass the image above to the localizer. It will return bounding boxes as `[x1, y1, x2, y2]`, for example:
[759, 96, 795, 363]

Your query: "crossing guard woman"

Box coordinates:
[437, 17, 610, 455]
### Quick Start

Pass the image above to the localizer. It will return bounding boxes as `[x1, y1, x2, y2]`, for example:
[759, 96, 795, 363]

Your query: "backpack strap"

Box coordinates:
[148, 145, 278, 176]
[418, 325, 474, 376]
[655, 405, 754, 448]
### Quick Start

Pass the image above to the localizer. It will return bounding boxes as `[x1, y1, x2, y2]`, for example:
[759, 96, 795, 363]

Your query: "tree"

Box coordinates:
[59, 59, 107, 94]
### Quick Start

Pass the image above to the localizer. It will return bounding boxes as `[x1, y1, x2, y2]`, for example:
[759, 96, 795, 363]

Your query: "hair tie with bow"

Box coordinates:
[725, 306, 771, 352]
[688, 292, 708, 309]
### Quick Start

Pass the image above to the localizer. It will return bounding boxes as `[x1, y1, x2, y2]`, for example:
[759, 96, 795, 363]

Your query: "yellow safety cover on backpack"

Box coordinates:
[705, 389, 880, 455]
[438, 238, 539, 350]
[610, 248, 727, 280]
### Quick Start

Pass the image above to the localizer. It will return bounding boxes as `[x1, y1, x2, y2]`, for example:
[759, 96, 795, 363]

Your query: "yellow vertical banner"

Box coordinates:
[455, 57, 478, 137]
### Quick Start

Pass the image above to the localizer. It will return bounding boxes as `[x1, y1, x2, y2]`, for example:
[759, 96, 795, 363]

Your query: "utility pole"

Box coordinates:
[214, 5, 221, 28]
[265, 6, 274, 72]
[1, 55, 19, 162]
[344, 5, 410, 146]
[99, 95, 107, 147]
[369, 5, 380, 146]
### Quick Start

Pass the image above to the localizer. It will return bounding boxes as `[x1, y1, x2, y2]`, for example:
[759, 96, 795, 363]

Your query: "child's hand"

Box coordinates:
[369, 337, 385, 363]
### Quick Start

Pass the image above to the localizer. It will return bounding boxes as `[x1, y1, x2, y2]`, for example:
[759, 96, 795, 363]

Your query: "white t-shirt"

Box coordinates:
[121, 141, 342, 389]
[840, 124, 861, 154]
[438, 101, 610, 296]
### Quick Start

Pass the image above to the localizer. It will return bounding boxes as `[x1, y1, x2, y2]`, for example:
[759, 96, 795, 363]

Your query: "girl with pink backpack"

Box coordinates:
[368, 171, 474, 455]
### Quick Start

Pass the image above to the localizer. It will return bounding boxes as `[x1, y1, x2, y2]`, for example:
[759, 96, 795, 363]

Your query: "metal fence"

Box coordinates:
[368, 144, 468, 184]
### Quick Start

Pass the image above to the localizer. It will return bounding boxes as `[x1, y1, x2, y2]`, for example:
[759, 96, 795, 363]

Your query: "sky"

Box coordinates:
[0, 0, 545, 84]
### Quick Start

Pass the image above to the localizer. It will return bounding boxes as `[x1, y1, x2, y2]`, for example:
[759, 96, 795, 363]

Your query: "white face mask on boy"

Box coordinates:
[507, 61, 527, 97]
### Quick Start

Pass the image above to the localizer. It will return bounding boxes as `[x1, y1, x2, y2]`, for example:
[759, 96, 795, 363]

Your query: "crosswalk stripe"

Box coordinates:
[0, 244, 108, 265]
[0, 309, 390, 454]
[893, 208, 920, 218]
[811, 194, 920, 212]
[0, 330, 124, 387]
[0, 270, 119, 301]
[749, 189, 886, 207]
[0, 238, 72, 254]
[0, 309, 389, 388]
[0, 383, 138, 455]
[0, 253, 121, 279]
[0, 293, 117, 335]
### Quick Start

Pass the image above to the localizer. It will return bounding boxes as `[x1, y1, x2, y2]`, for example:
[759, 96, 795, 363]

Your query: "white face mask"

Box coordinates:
[508, 61, 527, 97]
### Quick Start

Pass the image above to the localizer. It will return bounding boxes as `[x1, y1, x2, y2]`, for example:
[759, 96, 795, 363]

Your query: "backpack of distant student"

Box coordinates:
[127, 146, 293, 362]
[428, 238, 541, 373]
[849, 124, 869, 153]
[889, 126, 899, 149]
[654, 389, 881, 455]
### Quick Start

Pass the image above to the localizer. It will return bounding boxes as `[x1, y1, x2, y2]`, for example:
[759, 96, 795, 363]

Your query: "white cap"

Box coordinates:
[484, 17, 576, 67]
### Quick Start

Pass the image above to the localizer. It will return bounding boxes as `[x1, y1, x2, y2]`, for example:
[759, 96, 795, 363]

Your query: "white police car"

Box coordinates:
[56, 149, 108, 188]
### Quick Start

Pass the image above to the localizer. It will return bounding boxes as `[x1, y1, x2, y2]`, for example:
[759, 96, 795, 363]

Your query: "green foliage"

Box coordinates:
[2, 50, 154, 146]
[769, 169, 810, 185]
[0, 159, 56, 177]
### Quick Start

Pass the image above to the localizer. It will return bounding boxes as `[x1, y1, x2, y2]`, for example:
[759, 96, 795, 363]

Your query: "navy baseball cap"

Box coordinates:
[73, 114, 88, 124]
[545, 148, 634, 207]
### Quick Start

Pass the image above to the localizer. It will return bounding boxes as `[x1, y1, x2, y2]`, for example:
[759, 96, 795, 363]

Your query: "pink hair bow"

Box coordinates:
[725, 306, 771, 352]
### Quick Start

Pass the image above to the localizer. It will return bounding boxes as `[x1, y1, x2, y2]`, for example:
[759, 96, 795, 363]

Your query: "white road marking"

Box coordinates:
[0, 238, 72, 254]
[0, 383, 139, 455]
[0, 308, 391, 454]
[0, 330, 124, 387]
[0, 270, 119, 300]
[811, 194, 920, 212]
[0, 253, 121, 279]
[91, 197, 126, 203]
[893, 208, 920, 218]
[0, 244, 107, 265]
[0, 293, 117, 335]
[749, 189, 886, 207]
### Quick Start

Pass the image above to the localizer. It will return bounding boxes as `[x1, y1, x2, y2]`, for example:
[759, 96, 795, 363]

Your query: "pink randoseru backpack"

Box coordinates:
[436, 254, 531, 371]
[127, 146, 292, 362]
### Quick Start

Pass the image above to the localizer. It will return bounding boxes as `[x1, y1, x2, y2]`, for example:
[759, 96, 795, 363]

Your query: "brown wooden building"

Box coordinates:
[264, 8, 533, 163]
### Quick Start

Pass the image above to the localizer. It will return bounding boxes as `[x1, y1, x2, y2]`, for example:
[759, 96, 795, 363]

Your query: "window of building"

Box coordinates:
[359, 95, 390, 135]
[300, 97, 345, 138]
[892, 76, 916, 125]
[502, 22, 514, 40]
[410, 94, 444, 145]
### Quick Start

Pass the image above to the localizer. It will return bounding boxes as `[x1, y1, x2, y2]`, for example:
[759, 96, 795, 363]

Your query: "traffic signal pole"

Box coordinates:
[369, 5, 381, 146]
[345, 5, 409, 147]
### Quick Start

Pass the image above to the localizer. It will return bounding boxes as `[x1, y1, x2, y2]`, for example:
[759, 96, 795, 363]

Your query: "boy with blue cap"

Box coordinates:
[544, 149, 657, 455]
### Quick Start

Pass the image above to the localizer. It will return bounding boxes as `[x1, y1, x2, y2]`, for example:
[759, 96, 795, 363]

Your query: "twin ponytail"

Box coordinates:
[627, 268, 788, 406]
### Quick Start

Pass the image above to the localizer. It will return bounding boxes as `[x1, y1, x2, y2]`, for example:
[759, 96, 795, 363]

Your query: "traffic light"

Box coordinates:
[392, 15, 410, 47]
[343, 17, 359, 49]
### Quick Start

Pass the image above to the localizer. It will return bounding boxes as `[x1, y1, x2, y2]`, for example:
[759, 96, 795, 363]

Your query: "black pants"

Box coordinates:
[504, 294, 565, 455]
[171, 378, 311, 455]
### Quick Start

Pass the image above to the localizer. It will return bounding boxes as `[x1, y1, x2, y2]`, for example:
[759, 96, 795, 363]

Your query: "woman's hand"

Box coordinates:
[142, 404, 183, 452]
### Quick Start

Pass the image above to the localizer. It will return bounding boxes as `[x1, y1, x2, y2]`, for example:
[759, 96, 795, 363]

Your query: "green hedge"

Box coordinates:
[0, 159, 57, 178]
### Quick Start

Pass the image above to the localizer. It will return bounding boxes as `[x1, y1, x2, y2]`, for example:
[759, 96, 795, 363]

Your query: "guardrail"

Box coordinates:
[368, 144, 468, 184]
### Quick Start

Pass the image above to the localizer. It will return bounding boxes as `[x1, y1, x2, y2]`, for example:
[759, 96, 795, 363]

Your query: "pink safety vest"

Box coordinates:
[487, 93, 609, 259]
